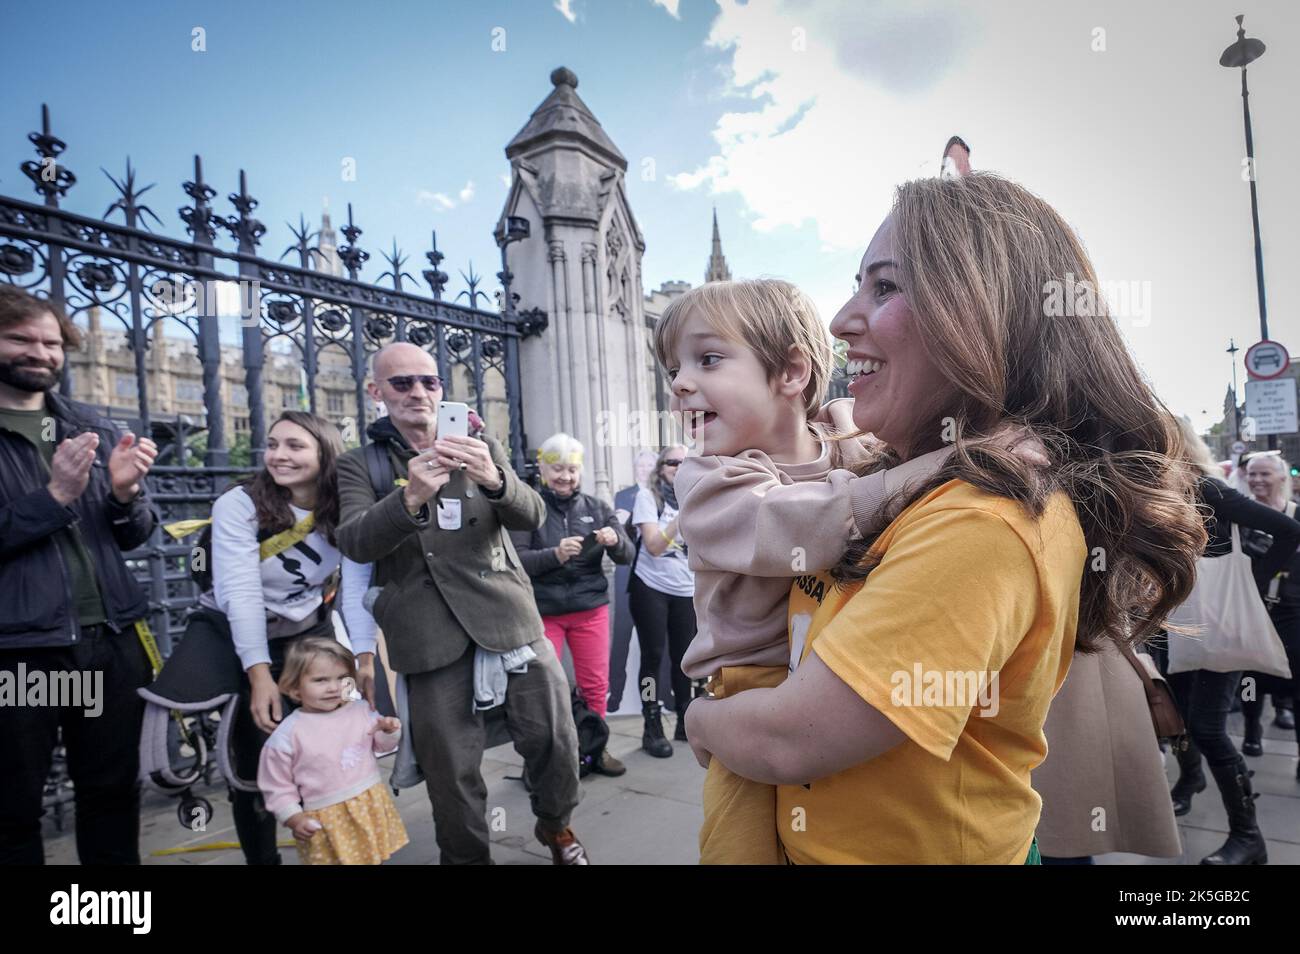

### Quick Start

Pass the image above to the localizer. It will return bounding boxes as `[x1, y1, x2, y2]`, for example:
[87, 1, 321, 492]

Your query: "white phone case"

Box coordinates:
[437, 401, 469, 439]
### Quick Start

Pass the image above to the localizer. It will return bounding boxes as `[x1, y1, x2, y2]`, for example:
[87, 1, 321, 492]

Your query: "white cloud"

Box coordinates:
[555, 0, 576, 23]
[669, 0, 978, 251]
[499, 171, 512, 187]
[416, 190, 456, 211]
[667, 0, 1300, 435]
[652, 0, 681, 17]
[416, 181, 475, 211]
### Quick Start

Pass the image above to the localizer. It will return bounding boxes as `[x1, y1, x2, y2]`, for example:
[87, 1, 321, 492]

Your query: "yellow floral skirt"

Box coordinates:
[298, 782, 409, 865]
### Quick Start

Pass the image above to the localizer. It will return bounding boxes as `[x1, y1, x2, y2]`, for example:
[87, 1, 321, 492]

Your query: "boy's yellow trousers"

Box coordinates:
[698, 664, 789, 865]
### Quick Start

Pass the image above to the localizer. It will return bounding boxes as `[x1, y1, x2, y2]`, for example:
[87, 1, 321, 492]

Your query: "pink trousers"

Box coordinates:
[542, 605, 610, 719]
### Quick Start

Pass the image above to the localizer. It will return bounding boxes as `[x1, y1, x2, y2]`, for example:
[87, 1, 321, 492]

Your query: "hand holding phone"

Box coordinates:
[555, 535, 584, 565]
[434, 401, 501, 491]
[437, 401, 470, 440]
[577, 531, 604, 561]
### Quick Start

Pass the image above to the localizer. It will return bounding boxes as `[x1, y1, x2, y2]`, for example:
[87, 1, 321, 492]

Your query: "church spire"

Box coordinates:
[705, 206, 731, 283]
[314, 197, 342, 276]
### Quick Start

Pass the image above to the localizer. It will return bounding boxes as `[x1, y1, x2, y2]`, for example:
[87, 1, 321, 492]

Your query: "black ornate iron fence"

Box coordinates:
[0, 105, 547, 649]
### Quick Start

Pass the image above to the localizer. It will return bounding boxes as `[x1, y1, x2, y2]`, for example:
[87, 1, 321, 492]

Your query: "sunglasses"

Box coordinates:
[662, 458, 683, 467]
[386, 374, 442, 393]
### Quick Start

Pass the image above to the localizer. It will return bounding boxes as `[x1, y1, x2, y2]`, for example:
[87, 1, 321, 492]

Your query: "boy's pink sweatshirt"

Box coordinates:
[257, 700, 400, 824]
[676, 399, 952, 680]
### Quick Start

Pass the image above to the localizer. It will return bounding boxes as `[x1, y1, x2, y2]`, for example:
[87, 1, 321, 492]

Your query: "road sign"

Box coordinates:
[1244, 339, 1290, 380]
[1231, 440, 1247, 455]
[1245, 378, 1298, 435]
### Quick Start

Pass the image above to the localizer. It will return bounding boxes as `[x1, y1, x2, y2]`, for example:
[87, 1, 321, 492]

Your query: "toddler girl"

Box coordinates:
[257, 636, 410, 865]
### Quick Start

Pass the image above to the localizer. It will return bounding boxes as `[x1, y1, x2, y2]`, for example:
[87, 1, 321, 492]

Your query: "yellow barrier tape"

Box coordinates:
[151, 840, 297, 856]
[163, 515, 315, 560]
[163, 517, 211, 541]
[134, 620, 164, 677]
[259, 514, 314, 559]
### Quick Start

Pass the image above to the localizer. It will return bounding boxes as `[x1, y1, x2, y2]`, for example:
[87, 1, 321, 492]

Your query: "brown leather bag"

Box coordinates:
[1118, 641, 1187, 745]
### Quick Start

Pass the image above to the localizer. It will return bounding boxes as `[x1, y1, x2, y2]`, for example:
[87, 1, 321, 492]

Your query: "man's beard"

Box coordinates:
[0, 361, 59, 393]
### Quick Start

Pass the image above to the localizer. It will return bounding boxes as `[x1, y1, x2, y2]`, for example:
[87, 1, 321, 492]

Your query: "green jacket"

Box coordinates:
[336, 417, 546, 674]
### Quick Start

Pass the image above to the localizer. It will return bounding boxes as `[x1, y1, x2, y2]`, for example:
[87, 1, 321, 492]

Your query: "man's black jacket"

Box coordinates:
[0, 391, 156, 648]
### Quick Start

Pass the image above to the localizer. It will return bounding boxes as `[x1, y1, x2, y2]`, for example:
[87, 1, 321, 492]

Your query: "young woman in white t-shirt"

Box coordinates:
[188, 410, 345, 864]
[630, 444, 697, 757]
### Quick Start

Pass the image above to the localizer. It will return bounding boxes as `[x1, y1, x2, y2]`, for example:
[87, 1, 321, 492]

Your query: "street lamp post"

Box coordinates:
[1227, 338, 1241, 440]
[1220, 15, 1276, 450]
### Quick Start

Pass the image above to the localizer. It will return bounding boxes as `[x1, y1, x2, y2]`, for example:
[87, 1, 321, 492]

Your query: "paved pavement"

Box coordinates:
[42, 706, 1299, 865]
[1101, 706, 1300, 866]
[44, 711, 705, 866]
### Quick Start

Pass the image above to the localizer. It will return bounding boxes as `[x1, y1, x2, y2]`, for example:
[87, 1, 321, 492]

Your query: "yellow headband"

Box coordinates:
[538, 449, 583, 466]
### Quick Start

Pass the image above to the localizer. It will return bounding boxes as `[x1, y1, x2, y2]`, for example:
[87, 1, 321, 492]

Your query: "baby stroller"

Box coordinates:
[138, 607, 401, 832]
[136, 616, 260, 831]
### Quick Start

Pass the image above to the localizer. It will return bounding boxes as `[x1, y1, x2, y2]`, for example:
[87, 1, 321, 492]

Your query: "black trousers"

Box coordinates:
[1166, 668, 1244, 767]
[0, 625, 150, 865]
[224, 619, 331, 866]
[608, 564, 634, 708]
[610, 565, 682, 712]
[629, 574, 696, 717]
[1150, 636, 1242, 768]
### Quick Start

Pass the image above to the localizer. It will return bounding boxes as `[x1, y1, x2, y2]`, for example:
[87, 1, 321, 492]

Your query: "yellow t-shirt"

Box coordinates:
[778, 479, 1085, 864]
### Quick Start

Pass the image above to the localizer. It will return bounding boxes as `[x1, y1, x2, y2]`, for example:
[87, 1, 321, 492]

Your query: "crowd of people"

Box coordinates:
[2, 169, 1299, 866]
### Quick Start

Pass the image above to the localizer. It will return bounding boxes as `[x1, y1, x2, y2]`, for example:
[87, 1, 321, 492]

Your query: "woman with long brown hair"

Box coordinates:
[685, 173, 1207, 863]
[186, 410, 346, 864]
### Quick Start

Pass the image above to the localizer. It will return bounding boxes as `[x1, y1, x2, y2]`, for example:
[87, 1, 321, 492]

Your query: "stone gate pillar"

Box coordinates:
[497, 67, 654, 502]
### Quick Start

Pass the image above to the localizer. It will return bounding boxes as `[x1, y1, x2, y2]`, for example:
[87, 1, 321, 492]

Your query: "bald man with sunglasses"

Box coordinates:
[336, 343, 586, 865]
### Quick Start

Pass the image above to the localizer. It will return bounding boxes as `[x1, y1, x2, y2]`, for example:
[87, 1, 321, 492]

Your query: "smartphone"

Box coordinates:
[577, 531, 603, 561]
[437, 401, 470, 440]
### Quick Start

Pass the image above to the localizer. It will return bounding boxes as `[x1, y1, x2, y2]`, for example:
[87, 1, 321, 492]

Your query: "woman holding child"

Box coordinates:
[680, 174, 1205, 864]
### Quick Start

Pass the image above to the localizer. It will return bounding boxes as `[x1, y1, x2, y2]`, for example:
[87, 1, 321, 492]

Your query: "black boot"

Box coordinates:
[641, 702, 673, 758]
[676, 681, 708, 741]
[1242, 714, 1264, 757]
[1170, 741, 1206, 817]
[1274, 702, 1295, 730]
[1200, 758, 1267, 865]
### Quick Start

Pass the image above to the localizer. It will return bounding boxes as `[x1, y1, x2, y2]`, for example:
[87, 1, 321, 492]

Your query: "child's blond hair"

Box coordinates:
[653, 279, 832, 417]
[277, 636, 357, 698]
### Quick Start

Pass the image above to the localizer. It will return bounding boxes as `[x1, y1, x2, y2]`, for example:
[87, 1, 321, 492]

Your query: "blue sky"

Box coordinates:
[1, 0, 739, 296]
[3, 0, 1298, 432]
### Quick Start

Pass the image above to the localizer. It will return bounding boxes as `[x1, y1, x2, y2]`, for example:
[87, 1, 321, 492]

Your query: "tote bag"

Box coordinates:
[1166, 524, 1291, 676]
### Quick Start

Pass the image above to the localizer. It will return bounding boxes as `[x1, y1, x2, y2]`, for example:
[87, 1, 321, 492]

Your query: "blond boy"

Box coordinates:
[657, 279, 952, 864]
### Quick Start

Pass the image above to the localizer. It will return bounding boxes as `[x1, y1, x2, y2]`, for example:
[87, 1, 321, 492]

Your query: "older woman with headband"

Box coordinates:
[510, 433, 635, 777]
[685, 173, 1206, 864]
